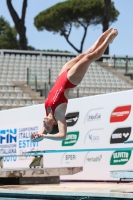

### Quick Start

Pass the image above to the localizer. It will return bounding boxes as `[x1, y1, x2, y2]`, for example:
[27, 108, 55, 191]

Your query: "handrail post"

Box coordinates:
[35, 75, 37, 92]
[44, 82, 46, 98]
[113, 55, 116, 68]
[49, 68, 51, 90]
[27, 68, 29, 86]
[77, 88, 79, 98]
[125, 55, 128, 74]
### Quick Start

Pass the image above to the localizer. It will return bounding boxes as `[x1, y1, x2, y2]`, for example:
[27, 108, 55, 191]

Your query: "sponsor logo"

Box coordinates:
[88, 134, 100, 142]
[84, 108, 103, 123]
[110, 105, 131, 123]
[86, 154, 102, 162]
[65, 154, 76, 160]
[62, 131, 79, 146]
[61, 153, 77, 164]
[0, 129, 17, 144]
[110, 127, 131, 144]
[84, 128, 103, 144]
[0, 128, 17, 162]
[18, 126, 39, 160]
[65, 112, 79, 127]
[87, 113, 101, 121]
[110, 150, 132, 165]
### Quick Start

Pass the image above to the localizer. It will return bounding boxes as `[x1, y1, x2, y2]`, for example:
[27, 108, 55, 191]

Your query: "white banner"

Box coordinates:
[0, 90, 133, 180]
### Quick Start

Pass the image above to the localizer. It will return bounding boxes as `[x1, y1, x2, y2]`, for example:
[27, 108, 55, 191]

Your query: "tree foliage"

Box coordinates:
[34, 0, 119, 53]
[0, 16, 19, 49]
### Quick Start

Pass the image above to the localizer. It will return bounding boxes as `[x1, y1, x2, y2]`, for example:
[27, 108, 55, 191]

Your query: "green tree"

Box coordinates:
[0, 16, 19, 49]
[6, 0, 27, 50]
[34, 0, 119, 54]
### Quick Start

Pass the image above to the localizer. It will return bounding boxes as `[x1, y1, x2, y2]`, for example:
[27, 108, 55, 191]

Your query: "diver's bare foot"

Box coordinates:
[109, 29, 118, 44]
[101, 28, 113, 42]
[103, 28, 113, 37]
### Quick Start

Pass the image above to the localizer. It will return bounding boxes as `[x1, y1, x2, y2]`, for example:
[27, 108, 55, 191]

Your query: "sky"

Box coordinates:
[0, 0, 133, 56]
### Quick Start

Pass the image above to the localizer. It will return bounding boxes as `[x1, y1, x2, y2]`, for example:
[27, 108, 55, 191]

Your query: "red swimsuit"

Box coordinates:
[44, 69, 77, 116]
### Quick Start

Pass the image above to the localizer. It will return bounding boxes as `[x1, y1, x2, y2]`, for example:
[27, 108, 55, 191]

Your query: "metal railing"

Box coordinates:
[99, 55, 133, 77]
[27, 68, 52, 98]
[26, 54, 133, 98]
[1, 49, 133, 97]
[26, 68, 79, 99]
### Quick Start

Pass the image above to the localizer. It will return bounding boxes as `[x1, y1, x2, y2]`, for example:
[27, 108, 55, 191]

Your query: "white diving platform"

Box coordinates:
[0, 151, 83, 184]
[0, 167, 83, 178]
[110, 170, 133, 179]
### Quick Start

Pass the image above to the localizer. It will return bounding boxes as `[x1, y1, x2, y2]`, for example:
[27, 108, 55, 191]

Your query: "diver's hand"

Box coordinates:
[32, 132, 46, 139]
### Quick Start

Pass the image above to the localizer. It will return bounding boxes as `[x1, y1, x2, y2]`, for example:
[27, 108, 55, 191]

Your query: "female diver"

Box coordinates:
[31, 28, 118, 142]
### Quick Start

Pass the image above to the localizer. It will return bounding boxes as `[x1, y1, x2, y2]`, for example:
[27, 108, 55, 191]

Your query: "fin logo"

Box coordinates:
[0, 129, 17, 144]
[110, 105, 131, 123]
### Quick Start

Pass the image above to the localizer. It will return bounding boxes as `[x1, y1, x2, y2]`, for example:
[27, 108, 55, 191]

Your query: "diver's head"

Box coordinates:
[43, 114, 59, 134]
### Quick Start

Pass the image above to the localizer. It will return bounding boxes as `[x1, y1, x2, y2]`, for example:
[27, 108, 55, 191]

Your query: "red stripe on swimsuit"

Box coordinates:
[44, 69, 77, 116]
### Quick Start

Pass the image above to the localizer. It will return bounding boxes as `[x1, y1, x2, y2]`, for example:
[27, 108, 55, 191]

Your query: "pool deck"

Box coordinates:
[0, 182, 133, 199]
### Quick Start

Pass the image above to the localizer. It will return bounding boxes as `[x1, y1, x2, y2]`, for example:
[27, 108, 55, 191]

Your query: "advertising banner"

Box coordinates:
[0, 90, 133, 180]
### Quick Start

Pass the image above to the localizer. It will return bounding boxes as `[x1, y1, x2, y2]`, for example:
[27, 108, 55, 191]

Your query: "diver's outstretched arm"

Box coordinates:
[31, 117, 67, 142]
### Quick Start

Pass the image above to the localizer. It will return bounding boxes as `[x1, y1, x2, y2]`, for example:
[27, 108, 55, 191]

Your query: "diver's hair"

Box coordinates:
[49, 124, 59, 134]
